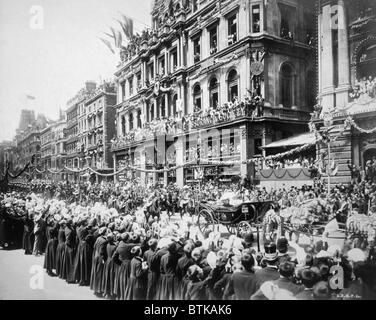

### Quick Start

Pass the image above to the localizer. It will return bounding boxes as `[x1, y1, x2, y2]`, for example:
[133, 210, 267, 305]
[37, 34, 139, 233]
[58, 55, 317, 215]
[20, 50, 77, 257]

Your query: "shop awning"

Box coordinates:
[262, 132, 316, 149]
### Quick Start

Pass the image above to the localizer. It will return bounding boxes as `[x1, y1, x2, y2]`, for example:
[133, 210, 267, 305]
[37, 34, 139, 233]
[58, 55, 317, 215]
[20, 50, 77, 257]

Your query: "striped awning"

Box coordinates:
[262, 132, 316, 149]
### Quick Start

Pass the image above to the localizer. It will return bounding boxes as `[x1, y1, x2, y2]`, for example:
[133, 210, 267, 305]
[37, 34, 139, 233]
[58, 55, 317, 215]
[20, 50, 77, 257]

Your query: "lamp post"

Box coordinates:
[323, 112, 334, 195]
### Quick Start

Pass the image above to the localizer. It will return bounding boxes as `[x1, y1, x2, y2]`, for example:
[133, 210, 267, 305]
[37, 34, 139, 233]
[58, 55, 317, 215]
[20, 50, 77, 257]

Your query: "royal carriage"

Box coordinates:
[194, 191, 273, 237]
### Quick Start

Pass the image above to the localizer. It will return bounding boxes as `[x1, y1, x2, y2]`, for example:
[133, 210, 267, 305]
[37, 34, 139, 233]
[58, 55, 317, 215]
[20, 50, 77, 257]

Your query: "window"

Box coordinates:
[146, 102, 150, 123]
[158, 56, 165, 76]
[358, 43, 376, 79]
[254, 138, 262, 156]
[193, 37, 201, 63]
[148, 62, 154, 82]
[281, 64, 294, 108]
[252, 5, 260, 33]
[172, 95, 178, 116]
[228, 14, 237, 45]
[227, 69, 239, 102]
[136, 72, 141, 91]
[129, 76, 134, 96]
[209, 77, 219, 109]
[121, 81, 125, 99]
[129, 113, 133, 130]
[160, 98, 166, 118]
[137, 109, 142, 128]
[170, 48, 178, 72]
[192, 0, 198, 13]
[209, 26, 218, 55]
[193, 84, 202, 111]
[279, 4, 296, 40]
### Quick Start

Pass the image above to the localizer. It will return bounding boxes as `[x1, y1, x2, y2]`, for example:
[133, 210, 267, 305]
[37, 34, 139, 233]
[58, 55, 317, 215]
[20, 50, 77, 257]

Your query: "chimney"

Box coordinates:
[85, 81, 97, 92]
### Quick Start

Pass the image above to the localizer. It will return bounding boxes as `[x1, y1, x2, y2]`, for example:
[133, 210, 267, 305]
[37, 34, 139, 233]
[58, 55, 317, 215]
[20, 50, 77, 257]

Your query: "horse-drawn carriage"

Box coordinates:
[194, 196, 273, 236]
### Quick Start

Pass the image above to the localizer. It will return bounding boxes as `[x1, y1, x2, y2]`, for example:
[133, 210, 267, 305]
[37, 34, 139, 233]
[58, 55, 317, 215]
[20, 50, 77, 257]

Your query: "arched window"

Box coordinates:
[121, 115, 126, 135]
[209, 77, 219, 109]
[193, 84, 202, 111]
[129, 112, 133, 131]
[280, 64, 294, 108]
[227, 69, 239, 102]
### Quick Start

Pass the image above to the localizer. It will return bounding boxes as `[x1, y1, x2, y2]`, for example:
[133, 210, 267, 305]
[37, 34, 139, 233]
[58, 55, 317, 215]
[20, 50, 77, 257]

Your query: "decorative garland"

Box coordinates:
[7, 162, 31, 179]
[258, 169, 275, 179]
[47, 168, 64, 174]
[273, 169, 288, 179]
[344, 115, 376, 134]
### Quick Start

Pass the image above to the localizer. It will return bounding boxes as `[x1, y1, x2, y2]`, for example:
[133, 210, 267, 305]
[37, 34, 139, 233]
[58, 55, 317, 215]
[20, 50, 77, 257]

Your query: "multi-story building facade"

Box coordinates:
[111, 0, 316, 187]
[40, 119, 67, 181]
[84, 81, 117, 177]
[65, 81, 117, 182]
[315, 0, 376, 184]
[64, 81, 96, 181]
[40, 124, 54, 175]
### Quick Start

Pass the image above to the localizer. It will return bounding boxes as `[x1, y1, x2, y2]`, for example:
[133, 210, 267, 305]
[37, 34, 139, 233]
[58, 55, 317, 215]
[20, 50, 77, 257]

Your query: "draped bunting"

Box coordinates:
[344, 115, 376, 134]
[7, 162, 31, 179]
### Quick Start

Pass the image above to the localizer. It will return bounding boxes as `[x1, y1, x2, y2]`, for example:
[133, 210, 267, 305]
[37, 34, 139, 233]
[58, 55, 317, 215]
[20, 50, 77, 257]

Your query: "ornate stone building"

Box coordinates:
[111, 0, 316, 187]
[315, 0, 376, 184]
[40, 120, 66, 181]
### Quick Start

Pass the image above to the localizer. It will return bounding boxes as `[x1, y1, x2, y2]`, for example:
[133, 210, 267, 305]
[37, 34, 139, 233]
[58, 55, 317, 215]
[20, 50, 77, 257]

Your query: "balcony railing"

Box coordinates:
[111, 99, 311, 150]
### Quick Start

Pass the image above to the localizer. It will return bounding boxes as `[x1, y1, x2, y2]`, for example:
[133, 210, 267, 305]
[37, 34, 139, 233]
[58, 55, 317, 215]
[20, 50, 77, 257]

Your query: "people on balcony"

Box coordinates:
[350, 76, 376, 100]
[111, 97, 264, 149]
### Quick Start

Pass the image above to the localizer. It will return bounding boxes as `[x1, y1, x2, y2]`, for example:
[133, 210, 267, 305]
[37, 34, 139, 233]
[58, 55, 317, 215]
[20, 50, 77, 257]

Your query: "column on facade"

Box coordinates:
[178, 33, 182, 68]
[141, 62, 146, 87]
[262, 127, 273, 169]
[220, 71, 227, 106]
[239, 124, 254, 181]
[165, 51, 168, 76]
[336, 0, 350, 108]
[113, 153, 117, 183]
[153, 99, 158, 120]
[202, 79, 209, 111]
[320, 4, 335, 111]
[218, 17, 227, 52]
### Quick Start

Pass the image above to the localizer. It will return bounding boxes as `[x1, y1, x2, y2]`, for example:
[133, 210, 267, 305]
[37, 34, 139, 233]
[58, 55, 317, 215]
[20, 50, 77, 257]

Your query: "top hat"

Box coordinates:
[264, 242, 278, 261]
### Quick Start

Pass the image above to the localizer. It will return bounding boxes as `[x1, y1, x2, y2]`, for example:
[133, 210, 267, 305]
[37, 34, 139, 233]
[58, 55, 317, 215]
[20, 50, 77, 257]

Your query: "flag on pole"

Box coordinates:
[120, 14, 133, 40]
[99, 37, 115, 54]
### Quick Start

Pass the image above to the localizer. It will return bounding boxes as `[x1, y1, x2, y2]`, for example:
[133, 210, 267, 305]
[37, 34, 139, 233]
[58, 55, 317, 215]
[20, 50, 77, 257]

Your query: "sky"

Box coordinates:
[0, 0, 152, 141]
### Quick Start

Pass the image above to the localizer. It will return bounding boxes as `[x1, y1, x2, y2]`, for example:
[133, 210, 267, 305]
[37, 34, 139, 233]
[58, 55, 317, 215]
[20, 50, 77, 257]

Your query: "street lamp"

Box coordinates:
[323, 112, 334, 195]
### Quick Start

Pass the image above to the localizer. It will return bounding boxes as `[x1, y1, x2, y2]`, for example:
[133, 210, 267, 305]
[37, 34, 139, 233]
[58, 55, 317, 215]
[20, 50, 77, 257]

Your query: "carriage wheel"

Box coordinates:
[226, 224, 237, 235]
[196, 209, 215, 235]
[237, 221, 252, 238]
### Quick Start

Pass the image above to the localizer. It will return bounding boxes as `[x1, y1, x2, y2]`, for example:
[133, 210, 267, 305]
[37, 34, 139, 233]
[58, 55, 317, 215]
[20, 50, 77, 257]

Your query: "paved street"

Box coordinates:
[0, 249, 99, 300]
